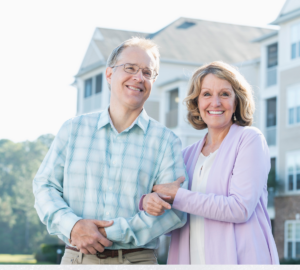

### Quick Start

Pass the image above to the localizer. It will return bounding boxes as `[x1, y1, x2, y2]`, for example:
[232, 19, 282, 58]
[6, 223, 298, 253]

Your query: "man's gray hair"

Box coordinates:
[106, 37, 160, 90]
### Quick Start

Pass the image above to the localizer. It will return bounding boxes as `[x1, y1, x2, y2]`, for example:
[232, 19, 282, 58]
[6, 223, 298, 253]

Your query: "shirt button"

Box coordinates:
[109, 187, 112, 190]
[106, 212, 109, 215]
[113, 160, 116, 165]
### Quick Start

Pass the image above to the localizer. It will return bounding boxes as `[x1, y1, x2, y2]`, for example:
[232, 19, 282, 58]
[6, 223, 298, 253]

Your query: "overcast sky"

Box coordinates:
[0, 0, 286, 142]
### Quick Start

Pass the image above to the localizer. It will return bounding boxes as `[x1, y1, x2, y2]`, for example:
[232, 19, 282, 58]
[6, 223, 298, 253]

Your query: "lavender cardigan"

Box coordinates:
[167, 124, 279, 264]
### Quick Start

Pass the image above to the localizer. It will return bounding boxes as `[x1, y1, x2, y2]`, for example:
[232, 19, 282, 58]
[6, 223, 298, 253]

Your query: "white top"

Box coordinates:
[190, 149, 218, 265]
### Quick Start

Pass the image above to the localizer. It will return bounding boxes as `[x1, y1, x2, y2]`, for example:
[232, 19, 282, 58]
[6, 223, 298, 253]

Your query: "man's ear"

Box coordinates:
[106, 67, 113, 86]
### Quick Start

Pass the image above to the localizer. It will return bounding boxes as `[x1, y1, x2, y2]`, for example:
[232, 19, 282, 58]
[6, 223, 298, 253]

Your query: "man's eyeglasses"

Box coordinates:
[111, 63, 158, 80]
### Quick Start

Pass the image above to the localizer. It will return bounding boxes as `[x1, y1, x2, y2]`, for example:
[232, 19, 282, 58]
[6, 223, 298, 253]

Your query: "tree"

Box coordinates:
[0, 134, 59, 254]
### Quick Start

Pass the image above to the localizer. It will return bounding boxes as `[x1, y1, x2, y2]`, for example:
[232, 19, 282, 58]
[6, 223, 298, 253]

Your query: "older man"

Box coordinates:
[33, 37, 188, 265]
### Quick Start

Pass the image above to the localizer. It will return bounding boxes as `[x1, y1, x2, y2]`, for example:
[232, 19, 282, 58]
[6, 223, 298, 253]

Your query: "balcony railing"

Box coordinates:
[266, 66, 277, 87]
[166, 109, 178, 128]
[266, 126, 276, 146]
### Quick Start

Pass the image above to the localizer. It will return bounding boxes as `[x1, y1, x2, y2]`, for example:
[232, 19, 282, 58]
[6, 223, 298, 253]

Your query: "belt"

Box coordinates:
[65, 245, 148, 259]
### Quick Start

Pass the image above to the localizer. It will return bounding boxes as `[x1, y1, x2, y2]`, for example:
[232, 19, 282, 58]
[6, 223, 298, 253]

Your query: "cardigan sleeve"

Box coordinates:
[172, 132, 270, 223]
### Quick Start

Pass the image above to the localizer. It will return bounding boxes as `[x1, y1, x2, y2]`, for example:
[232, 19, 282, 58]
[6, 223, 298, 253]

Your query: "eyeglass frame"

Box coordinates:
[110, 63, 158, 80]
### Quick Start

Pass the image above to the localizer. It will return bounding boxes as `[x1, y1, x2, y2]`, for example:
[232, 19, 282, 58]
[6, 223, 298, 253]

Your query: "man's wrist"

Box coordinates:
[70, 219, 83, 241]
[139, 194, 147, 211]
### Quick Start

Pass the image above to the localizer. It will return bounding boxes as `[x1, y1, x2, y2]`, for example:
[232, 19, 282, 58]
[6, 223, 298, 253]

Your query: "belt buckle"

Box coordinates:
[96, 252, 108, 259]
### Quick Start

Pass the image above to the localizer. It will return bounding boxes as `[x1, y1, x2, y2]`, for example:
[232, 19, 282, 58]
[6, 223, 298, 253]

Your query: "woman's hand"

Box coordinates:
[152, 176, 185, 203]
[143, 192, 172, 216]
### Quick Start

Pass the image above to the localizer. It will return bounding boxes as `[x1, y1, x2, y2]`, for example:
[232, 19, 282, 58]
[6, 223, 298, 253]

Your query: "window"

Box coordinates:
[166, 88, 179, 128]
[291, 23, 300, 59]
[287, 86, 300, 125]
[266, 43, 278, 87]
[95, 74, 102, 94]
[169, 89, 179, 111]
[267, 157, 276, 208]
[84, 78, 92, 98]
[266, 98, 277, 145]
[285, 221, 300, 258]
[286, 151, 300, 192]
[266, 98, 277, 127]
[267, 43, 278, 68]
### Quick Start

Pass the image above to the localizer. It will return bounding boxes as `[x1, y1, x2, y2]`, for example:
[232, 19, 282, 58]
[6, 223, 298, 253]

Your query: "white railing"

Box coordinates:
[82, 93, 102, 113]
[266, 126, 276, 146]
[266, 66, 277, 87]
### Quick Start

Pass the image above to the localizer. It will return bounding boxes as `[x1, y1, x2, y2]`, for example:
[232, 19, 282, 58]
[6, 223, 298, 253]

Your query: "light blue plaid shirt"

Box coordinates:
[33, 107, 188, 250]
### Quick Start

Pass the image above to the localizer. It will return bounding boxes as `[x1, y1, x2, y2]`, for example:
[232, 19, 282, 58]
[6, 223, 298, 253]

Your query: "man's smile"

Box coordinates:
[126, 85, 143, 92]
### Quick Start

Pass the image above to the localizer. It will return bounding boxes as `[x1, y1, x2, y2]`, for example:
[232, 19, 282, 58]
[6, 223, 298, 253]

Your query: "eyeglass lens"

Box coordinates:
[124, 64, 155, 79]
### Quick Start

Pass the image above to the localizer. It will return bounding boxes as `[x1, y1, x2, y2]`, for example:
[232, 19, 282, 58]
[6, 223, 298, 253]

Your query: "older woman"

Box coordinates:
[142, 61, 279, 264]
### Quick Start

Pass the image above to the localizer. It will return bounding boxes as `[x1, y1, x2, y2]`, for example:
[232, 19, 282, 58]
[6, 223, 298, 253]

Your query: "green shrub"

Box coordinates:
[280, 258, 300, 264]
[35, 244, 65, 263]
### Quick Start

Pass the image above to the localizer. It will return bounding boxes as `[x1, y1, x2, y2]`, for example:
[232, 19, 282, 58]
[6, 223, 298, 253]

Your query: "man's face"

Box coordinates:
[106, 46, 157, 112]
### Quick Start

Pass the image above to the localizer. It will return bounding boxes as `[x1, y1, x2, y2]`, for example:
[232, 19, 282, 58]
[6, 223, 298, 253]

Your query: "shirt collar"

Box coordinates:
[97, 106, 111, 130]
[97, 106, 150, 134]
[135, 108, 150, 134]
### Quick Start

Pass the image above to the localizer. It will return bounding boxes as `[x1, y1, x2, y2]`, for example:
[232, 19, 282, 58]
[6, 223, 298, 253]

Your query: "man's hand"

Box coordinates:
[69, 219, 113, 255]
[98, 227, 107, 238]
[143, 192, 171, 216]
[152, 176, 185, 202]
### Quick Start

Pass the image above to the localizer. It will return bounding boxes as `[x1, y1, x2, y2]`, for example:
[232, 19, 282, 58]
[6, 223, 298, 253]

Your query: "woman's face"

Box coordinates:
[198, 73, 236, 131]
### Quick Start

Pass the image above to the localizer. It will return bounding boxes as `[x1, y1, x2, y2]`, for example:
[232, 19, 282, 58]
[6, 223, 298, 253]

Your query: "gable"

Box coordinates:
[93, 28, 104, 41]
[80, 41, 104, 70]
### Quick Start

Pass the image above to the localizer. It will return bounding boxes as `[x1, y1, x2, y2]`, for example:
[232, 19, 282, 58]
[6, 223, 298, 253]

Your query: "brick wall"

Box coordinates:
[274, 195, 300, 259]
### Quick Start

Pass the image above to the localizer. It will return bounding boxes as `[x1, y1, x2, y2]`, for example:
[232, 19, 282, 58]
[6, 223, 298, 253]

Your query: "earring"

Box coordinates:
[233, 113, 237, 121]
[199, 114, 202, 121]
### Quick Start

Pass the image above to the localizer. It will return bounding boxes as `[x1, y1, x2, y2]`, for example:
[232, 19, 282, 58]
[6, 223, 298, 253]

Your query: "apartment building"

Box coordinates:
[255, 0, 300, 260]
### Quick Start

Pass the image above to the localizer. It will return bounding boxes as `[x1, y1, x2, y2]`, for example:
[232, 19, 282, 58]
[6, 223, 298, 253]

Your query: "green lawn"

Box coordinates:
[0, 254, 54, 264]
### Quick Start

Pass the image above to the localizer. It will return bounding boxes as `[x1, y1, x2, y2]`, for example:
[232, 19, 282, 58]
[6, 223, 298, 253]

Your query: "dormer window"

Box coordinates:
[177, 21, 196, 29]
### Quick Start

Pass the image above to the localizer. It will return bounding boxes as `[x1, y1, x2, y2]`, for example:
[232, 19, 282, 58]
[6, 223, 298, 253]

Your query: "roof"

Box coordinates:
[94, 28, 148, 60]
[252, 31, 278, 43]
[271, 7, 300, 25]
[150, 17, 274, 64]
[76, 60, 106, 77]
[77, 18, 275, 76]
[277, 0, 300, 18]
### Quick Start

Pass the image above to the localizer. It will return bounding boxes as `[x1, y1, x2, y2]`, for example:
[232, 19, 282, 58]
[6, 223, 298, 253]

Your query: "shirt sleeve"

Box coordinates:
[105, 133, 188, 246]
[172, 133, 270, 223]
[33, 120, 82, 239]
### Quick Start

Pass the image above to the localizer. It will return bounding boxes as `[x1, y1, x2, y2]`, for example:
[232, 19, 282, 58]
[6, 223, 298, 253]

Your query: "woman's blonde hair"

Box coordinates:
[184, 61, 255, 130]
